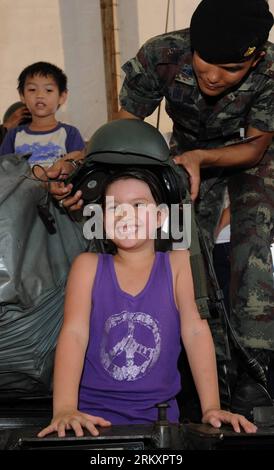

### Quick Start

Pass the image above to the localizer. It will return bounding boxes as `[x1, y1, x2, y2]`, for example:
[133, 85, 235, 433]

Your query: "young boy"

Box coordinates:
[0, 61, 85, 168]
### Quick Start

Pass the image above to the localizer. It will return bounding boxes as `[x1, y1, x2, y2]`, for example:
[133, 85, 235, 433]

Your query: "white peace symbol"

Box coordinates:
[100, 311, 161, 381]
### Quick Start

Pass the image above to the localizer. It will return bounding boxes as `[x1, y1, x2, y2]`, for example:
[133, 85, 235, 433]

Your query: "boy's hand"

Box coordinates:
[37, 410, 111, 438]
[202, 409, 257, 434]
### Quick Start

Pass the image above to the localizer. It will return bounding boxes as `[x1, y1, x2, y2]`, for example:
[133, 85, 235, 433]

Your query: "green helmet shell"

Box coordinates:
[65, 118, 189, 206]
[86, 119, 170, 165]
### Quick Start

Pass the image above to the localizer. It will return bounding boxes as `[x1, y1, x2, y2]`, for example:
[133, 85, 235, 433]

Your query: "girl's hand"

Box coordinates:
[37, 410, 111, 438]
[202, 409, 257, 433]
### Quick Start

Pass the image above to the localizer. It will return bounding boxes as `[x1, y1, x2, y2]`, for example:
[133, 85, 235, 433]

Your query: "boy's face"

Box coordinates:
[20, 74, 67, 118]
[192, 51, 264, 96]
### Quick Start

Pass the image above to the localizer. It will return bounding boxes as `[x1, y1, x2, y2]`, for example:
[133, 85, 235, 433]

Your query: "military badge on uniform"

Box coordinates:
[243, 46, 256, 57]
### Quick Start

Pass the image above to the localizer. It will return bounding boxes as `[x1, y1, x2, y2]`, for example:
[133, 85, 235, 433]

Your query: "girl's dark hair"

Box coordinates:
[102, 167, 168, 207]
[17, 61, 67, 95]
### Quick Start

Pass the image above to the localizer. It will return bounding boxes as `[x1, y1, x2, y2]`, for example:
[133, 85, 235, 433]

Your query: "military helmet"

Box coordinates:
[67, 119, 187, 205]
[86, 118, 170, 165]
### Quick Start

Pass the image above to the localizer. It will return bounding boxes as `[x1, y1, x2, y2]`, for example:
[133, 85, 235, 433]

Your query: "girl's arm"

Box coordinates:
[170, 250, 257, 433]
[38, 253, 111, 437]
[53, 253, 96, 415]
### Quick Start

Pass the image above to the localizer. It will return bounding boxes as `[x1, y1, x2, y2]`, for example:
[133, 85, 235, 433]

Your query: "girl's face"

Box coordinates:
[104, 178, 165, 250]
[20, 74, 67, 119]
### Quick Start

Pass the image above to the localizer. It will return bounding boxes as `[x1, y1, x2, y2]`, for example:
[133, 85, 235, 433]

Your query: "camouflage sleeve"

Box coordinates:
[119, 44, 163, 118]
[247, 78, 274, 132]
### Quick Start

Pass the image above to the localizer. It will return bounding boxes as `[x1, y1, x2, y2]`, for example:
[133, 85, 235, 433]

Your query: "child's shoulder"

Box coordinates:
[58, 122, 84, 142]
[74, 251, 98, 263]
[169, 248, 190, 265]
[71, 252, 99, 272]
[5, 125, 25, 137]
[69, 252, 99, 285]
[169, 249, 191, 277]
[59, 122, 80, 132]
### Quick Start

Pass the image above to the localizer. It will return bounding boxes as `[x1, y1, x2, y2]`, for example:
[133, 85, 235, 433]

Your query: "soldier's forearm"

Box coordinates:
[198, 130, 272, 169]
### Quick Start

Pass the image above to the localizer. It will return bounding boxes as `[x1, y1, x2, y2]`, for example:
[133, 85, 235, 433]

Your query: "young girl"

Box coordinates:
[38, 168, 256, 438]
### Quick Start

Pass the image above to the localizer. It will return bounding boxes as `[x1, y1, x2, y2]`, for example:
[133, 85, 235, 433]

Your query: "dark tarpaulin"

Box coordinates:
[0, 154, 88, 397]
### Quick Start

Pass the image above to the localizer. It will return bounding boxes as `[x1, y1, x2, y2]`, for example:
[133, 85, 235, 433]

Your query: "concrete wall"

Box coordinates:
[0, 0, 64, 124]
[0, 0, 273, 140]
[58, 0, 107, 140]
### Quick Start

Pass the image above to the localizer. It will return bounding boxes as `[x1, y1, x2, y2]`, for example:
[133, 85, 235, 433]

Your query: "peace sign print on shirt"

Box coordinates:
[100, 311, 161, 381]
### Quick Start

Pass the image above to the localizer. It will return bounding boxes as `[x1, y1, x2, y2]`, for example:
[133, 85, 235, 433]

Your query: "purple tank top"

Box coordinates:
[78, 252, 181, 424]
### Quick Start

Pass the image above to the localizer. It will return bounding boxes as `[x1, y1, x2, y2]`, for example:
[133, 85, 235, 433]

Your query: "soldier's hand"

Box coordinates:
[173, 150, 203, 201]
[46, 160, 73, 196]
[59, 191, 84, 211]
[45, 160, 83, 211]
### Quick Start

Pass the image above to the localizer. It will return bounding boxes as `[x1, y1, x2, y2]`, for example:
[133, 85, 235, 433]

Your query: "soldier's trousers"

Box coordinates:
[229, 171, 274, 351]
[195, 165, 274, 357]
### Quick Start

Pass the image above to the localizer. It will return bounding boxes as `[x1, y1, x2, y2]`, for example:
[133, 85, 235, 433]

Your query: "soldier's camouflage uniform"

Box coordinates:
[120, 29, 274, 356]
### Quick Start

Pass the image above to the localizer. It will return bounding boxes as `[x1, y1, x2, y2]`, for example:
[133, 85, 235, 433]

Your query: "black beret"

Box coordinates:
[190, 0, 274, 64]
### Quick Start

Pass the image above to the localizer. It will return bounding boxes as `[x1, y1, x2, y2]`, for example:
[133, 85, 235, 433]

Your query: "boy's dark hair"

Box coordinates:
[17, 61, 67, 95]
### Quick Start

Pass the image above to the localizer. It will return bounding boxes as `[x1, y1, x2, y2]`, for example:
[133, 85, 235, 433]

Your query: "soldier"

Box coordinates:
[117, 0, 274, 394]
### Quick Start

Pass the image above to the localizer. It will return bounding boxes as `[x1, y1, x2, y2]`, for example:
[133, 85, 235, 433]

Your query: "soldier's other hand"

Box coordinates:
[60, 191, 84, 212]
[46, 161, 73, 197]
[44, 160, 84, 212]
[173, 150, 202, 201]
